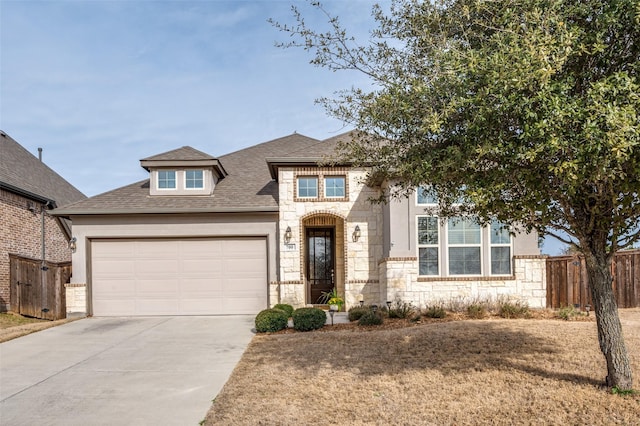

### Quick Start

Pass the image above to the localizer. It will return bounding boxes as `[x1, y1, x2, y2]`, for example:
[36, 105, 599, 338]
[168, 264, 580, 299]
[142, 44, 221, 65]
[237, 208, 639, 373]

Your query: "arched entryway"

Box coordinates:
[301, 213, 346, 306]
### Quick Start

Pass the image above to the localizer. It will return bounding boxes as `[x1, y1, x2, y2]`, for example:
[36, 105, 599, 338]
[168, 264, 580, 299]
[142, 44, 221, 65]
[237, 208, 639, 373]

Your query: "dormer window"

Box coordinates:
[158, 170, 176, 189]
[185, 170, 204, 189]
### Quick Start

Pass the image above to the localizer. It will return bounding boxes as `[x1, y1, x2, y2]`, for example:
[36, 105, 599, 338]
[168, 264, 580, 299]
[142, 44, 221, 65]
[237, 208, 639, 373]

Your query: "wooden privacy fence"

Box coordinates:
[546, 250, 640, 309]
[9, 254, 71, 320]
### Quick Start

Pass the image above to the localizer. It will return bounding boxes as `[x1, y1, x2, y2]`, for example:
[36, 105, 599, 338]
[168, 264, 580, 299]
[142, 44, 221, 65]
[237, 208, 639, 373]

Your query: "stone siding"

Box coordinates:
[379, 255, 547, 309]
[65, 283, 86, 313]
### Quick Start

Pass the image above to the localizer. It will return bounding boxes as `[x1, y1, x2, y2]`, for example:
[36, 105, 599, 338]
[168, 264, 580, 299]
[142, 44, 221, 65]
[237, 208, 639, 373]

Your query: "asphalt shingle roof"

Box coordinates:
[141, 146, 216, 161]
[0, 131, 86, 207]
[53, 132, 326, 215]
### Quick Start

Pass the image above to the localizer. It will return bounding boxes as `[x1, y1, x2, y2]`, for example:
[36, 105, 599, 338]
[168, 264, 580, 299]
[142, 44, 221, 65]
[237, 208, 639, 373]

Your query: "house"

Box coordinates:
[52, 132, 546, 316]
[0, 131, 86, 312]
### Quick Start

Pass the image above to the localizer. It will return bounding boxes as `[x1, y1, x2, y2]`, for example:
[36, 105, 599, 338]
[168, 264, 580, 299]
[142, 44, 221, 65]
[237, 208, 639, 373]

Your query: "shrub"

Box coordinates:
[388, 299, 415, 319]
[467, 304, 487, 319]
[424, 305, 447, 319]
[254, 309, 288, 333]
[273, 303, 294, 318]
[358, 311, 384, 326]
[499, 300, 530, 319]
[348, 306, 369, 322]
[556, 305, 582, 321]
[292, 307, 327, 331]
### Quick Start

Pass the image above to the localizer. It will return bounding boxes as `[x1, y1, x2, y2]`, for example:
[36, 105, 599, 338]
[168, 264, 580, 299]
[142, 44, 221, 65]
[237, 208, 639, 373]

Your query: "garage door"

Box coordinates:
[91, 238, 267, 316]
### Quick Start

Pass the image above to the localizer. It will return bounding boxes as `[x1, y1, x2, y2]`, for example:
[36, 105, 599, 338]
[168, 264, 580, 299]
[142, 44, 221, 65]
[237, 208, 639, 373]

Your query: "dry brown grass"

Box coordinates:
[204, 309, 640, 425]
[0, 312, 82, 343]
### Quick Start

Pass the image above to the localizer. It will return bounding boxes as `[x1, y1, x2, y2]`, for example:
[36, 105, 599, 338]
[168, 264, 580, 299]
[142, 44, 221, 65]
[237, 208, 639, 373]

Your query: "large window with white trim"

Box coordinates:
[324, 176, 346, 198]
[447, 217, 482, 275]
[490, 220, 512, 275]
[418, 216, 439, 275]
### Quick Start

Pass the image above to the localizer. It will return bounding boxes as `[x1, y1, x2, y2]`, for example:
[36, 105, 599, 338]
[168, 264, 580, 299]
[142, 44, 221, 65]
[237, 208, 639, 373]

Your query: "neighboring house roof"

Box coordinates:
[53, 132, 323, 216]
[0, 131, 86, 207]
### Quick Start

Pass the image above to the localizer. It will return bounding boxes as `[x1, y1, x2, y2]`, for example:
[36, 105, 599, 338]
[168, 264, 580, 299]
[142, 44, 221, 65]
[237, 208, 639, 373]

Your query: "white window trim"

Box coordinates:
[324, 176, 346, 198]
[184, 169, 205, 190]
[417, 215, 440, 276]
[416, 185, 438, 206]
[297, 176, 319, 199]
[445, 218, 483, 276]
[157, 170, 177, 190]
[489, 222, 513, 276]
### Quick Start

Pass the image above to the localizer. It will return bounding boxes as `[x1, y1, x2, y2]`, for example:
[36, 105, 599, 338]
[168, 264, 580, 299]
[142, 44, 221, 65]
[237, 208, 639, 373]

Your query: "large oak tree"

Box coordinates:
[274, 0, 640, 389]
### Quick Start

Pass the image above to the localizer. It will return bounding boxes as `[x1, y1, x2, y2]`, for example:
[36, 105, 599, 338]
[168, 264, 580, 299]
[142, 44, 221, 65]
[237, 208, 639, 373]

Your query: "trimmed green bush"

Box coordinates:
[358, 311, 384, 326]
[424, 306, 447, 319]
[348, 306, 369, 322]
[273, 303, 294, 318]
[254, 309, 288, 333]
[292, 307, 326, 331]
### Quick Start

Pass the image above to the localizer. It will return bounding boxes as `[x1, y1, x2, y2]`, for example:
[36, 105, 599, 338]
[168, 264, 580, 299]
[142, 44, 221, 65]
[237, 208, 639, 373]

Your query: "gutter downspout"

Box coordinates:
[41, 201, 51, 317]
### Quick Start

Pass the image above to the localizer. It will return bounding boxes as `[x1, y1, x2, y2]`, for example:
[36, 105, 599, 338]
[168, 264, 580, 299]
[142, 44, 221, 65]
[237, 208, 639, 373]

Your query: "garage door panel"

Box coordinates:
[91, 238, 267, 316]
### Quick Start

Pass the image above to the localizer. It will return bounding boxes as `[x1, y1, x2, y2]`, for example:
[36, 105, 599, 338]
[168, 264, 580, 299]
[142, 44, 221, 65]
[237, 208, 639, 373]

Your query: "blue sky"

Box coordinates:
[1, 0, 373, 194]
[0, 0, 565, 254]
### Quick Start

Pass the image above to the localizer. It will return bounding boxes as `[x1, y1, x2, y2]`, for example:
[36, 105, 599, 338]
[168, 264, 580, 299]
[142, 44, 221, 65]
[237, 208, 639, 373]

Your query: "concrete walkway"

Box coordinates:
[0, 316, 255, 426]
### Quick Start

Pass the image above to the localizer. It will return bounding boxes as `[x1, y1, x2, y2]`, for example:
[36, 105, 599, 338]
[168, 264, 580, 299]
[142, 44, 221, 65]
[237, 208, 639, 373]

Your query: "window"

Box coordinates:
[417, 185, 438, 205]
[185, 170, 204, 189]
[158, 170, 176, 189]
[297, 177, 318, 198]
[324, 176, 345, 198]
[418, 216, 439, 275]
[448, 218, 481, 275]
[490, 220, 512, 275]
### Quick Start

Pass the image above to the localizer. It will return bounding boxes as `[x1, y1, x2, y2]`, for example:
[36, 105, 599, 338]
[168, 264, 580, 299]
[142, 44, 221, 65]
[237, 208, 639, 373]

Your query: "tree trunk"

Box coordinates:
[583, 249, 633, 390]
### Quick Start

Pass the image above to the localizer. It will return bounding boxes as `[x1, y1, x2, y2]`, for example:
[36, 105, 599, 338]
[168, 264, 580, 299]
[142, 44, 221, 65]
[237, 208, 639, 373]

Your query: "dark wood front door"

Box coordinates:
[306, 228, 335, 304]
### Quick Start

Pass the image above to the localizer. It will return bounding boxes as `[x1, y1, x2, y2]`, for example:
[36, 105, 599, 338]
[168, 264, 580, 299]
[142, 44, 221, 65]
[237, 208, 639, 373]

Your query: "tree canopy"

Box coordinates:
[275, 0, 640, 389]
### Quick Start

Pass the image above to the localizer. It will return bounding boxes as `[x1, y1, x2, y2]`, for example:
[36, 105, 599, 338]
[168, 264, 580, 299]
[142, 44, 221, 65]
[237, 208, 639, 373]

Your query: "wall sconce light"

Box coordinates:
[69, 237, 77, 253]
[284, 226, 292, 243]
[352, 225, 361, 242]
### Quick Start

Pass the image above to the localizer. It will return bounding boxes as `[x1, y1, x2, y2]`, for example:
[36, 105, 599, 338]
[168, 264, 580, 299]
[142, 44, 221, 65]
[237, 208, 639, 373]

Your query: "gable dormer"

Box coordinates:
[140, 146, 227, 196]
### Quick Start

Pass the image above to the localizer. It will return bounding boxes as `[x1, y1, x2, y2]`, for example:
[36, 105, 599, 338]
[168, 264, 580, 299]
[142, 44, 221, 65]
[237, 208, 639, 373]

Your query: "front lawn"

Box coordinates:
[204, 309, 640, 425]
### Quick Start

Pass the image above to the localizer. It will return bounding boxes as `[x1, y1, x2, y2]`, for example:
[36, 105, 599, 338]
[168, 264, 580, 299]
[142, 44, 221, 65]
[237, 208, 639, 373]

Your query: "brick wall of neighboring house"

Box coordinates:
[0, 188, 72, 311]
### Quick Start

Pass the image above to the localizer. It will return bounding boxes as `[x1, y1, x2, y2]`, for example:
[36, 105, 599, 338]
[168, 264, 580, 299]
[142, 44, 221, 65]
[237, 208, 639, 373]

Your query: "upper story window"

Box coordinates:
[447, 217, 482, 275]
[417, 185, 438, 205]
[490, 220, 512, 275]
[185, 170, 204, 189]
[158, 170, 176, 189]
[297, 177, 318, 198]
[324, 176, 346, 198]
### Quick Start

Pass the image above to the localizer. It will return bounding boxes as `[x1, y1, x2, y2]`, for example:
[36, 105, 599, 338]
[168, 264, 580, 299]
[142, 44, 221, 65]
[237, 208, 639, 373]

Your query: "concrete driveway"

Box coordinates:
[0, 316, 255, 426]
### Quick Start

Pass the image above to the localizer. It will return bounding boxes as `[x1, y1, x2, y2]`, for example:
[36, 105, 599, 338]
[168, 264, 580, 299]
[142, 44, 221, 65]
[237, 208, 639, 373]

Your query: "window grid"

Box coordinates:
[447, 218, 482, 275]
[185, 170, 204, 189]
[158, 170, 176, 189]
[490, 220, 512, 275]
[297, 177, 318, 198]
[324, 176, 346, 198]
[417, 216, 439, 276]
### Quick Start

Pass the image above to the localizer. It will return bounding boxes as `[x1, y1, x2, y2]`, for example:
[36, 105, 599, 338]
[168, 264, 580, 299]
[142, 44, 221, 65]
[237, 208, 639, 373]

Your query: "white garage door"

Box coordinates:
[91, 238, 267, 316]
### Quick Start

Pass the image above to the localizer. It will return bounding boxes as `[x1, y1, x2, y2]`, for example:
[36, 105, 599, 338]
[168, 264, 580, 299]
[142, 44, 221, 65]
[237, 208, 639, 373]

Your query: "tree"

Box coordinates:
[274, 0, 640, 389]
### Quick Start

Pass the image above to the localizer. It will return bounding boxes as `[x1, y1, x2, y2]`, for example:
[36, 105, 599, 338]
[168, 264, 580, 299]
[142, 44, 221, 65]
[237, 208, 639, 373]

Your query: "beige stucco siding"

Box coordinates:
[68, 213, 278, 287]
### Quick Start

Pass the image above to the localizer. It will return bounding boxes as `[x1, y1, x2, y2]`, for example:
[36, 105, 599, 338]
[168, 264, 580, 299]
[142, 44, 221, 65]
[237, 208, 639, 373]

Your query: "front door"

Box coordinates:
[306, 228, 335, 304]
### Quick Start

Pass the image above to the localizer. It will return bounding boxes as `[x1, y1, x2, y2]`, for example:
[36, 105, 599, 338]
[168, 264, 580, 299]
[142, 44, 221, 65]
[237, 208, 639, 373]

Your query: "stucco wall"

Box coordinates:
[68, 213, 279, 299]
[0, 188, 72, 311]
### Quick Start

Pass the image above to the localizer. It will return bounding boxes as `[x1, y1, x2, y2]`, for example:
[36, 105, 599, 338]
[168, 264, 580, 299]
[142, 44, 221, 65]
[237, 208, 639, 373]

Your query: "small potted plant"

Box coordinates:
[319, 288, 344, 311]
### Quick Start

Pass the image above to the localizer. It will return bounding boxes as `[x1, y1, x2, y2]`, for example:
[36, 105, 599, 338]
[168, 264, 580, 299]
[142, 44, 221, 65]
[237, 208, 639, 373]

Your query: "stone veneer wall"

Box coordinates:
[64, 283, 86, 313]
[273, 167, 384, 309]
[379, 255, 548, 309]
